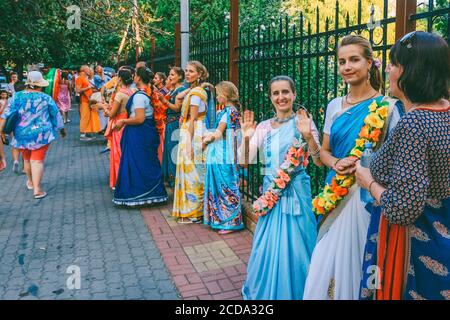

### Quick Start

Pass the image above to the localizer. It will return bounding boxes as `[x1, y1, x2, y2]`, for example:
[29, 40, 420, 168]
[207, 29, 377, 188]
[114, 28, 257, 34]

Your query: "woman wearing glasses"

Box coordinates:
[356, 31, 449, 300]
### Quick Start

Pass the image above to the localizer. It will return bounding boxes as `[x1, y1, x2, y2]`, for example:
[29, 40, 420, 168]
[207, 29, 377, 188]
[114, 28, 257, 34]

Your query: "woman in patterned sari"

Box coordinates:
[202, 81, 244, 234]
[356, 31, 449, 300]
[303, 35, 402, 300]
[172, 61, 210, 224]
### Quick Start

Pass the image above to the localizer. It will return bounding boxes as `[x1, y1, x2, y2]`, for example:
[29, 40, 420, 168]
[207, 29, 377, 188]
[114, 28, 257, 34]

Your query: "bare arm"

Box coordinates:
[320, 134, 357, 175]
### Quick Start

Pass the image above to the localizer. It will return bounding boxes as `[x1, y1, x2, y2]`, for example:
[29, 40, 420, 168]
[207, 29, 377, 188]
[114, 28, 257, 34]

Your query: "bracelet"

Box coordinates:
[368, 180, 377, 197]
[333, 158, 342, 168]
[310, 145, 321, 157]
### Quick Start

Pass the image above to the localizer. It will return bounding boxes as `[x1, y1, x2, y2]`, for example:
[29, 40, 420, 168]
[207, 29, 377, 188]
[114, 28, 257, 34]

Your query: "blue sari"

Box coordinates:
[113, 91, 168, 206]
[203, 106, 243, 231]
[242, 117, 317, 300]
[304, 97, 382, 300]
[162, 85, 187, 187]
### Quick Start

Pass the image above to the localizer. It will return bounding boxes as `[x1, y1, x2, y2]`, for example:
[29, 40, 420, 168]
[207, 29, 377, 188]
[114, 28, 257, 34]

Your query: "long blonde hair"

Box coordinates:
[216, 81, 242, 112]
[187, 61, 209, 84]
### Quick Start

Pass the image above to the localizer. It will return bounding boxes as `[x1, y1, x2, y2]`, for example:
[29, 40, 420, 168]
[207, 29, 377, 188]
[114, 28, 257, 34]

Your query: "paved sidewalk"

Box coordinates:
[142, 199, 253, 300]
[0, 108, 178, 300]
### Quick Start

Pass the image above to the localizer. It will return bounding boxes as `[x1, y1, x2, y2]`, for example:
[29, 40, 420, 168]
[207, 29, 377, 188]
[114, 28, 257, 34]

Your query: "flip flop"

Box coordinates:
[177, 218, 193, 224]
[34, 192, 47, 199]
[26, 181, 34, 190]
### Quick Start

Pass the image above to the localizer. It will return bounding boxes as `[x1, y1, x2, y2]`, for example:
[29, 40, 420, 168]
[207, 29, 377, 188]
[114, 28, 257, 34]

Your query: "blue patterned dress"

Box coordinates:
[203, 106, 243, 231]
[363, 108, 450, 300]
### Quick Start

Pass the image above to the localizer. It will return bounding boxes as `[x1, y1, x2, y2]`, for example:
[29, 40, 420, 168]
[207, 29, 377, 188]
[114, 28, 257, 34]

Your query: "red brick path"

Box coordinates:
[141, 203, 253, 300]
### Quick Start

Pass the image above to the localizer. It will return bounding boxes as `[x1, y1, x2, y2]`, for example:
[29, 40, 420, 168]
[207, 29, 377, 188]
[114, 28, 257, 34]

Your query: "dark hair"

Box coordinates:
[136, 66, 154, 85]
[61, 71, 69, 80]
[14, 81, 26, 92]
[339, 34, 383, 92]
[269, 75, 296, 95]
[0, 89, 9, 96]
[390, 31, 449, 103]
[170, 67, 185, 83]
[155, 72, 167, 83]
[118, 69, 133, 86]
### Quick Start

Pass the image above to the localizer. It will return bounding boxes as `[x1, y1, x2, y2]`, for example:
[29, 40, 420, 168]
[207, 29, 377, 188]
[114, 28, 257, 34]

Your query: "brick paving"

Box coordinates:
[142, 198, 253, 300]
[0, 108, 178, 300]
[0, 105, 254, 300]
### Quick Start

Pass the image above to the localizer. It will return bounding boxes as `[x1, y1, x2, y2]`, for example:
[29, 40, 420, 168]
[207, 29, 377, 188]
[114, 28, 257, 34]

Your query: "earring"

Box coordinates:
[367, 70, 371, 83]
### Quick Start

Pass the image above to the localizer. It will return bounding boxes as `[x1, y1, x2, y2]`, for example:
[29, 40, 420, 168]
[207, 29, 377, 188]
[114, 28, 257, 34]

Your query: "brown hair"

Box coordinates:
[187, 61, 209, 84]
[170, 67, 185, 83]
[216, 81, 242, 113]
[339, 34, 383, 92]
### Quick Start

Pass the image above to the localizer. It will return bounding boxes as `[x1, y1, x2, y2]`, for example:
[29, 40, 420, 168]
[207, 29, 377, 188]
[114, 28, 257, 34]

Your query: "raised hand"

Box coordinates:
[296, 108, 313, 141]
[239, 110, 257, 139]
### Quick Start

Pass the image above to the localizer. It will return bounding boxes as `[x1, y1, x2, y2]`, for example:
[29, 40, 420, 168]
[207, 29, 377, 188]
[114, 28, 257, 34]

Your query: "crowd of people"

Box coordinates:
[0, 30, 448, 301]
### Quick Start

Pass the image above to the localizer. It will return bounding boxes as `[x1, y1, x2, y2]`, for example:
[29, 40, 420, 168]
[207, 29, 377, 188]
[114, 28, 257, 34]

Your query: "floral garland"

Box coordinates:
[312, 98, 389, 215]
[252, 138, 309, 217]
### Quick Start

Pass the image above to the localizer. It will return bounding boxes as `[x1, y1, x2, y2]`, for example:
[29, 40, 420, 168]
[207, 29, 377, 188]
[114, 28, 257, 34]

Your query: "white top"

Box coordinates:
[130, 92, 153, 118]
[249, 117, 321, 149]
[323, 97, 344, 135]
[190, 95, 206, 113]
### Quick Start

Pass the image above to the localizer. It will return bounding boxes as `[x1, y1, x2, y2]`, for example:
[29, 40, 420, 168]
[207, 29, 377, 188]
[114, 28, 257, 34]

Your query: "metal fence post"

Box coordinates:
[175, 23, 181, 67]
[229, 0, 239, 86]
[395, 0, 417, 40]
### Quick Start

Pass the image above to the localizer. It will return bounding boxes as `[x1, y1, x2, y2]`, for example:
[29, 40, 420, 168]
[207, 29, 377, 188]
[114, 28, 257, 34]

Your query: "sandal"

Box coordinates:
[177, 218, 193, 224]
[26, 181, 34, 190]
[189, 217, 203, 224]
[34, 192, 47, 199]
[218, 229, 234, 235]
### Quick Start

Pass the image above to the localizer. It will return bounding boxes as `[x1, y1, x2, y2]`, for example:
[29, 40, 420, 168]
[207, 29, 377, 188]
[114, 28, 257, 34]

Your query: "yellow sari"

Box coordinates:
[172, 87, 207, 219]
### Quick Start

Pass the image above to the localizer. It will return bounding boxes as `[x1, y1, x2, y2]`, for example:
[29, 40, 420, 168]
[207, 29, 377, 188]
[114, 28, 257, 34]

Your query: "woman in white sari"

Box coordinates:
[303, 35, 402, 300]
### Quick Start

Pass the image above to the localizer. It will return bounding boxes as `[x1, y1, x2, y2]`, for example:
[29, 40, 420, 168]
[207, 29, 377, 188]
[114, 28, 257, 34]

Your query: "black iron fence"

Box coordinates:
[153, 0, 449, 201]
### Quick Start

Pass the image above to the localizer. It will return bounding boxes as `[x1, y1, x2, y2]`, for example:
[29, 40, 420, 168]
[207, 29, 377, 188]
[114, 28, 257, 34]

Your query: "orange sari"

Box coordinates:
[105, 88, 133, 189]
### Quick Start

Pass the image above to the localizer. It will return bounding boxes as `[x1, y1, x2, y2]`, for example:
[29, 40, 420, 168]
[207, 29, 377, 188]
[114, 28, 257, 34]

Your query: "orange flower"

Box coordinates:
[286, 154, 300, 167]
[369, 129, 382, 141]
[288, 147, 297, 156]
[277, 170, 291, 183]
[260, 197, 269, 208]
[274, 178, 286, 189]
[316, 205, 325, 214]
[359, 125, 370, 139]
[313, 197, 319, 209]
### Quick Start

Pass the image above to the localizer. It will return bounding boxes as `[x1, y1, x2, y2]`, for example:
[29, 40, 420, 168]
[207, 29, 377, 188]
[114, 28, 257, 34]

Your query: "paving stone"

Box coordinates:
[0, 109, 178, 300]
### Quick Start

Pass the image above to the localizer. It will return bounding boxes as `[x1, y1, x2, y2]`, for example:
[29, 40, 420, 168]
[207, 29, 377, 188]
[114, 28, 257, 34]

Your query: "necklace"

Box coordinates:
[345, 91, 378, 106]
[273, 113, 295, 124]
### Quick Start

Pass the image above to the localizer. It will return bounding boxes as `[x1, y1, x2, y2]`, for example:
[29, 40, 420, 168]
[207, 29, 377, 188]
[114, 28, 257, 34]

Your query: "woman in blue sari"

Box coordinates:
[241, 76, 323, 300]
[356, 32, 449, 300]
[112, 67, 167, 206]
[202, 81, 244, 234]
[304, 35, 401, 300]
[158, 67, 188, 188]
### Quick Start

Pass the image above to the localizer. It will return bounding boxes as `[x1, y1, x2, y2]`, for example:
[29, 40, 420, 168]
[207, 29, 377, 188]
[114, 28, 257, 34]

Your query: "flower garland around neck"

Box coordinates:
[312, 98, 389, 216]
[252, 138, 309, 217]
